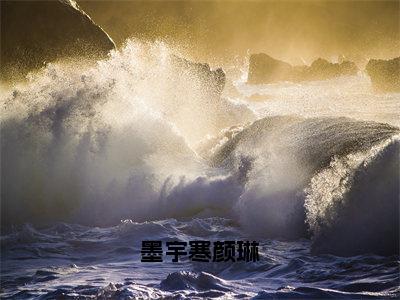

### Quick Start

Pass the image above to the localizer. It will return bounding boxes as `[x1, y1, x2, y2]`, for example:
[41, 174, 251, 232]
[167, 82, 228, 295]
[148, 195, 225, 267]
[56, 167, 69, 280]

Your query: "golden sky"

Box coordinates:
[79, 0, 399, 66]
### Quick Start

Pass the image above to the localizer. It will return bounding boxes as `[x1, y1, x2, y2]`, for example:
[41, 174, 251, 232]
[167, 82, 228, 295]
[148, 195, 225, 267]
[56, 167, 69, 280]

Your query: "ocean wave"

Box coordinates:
[306, 137, 399, 255]
[1, 219, 398, 299]
[1, 40, 399, 258]
[0, 40, 253, 229]
[208, 116, 399, 255]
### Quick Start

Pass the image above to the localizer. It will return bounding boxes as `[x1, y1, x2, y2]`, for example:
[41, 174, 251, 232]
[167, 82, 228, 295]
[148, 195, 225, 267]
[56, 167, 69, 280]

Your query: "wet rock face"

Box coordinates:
[0, 0, 115, 81]
[366, 57, 400, 93]
[247, 53, 358, 84]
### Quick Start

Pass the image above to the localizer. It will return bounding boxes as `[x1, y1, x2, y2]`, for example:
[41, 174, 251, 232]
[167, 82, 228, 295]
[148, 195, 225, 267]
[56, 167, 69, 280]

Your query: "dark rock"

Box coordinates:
[171, 55, 226, 97]
[0, 0, 115, 81]
[365, 57, 400, 92]
[247, 53, 358, 84]
[307, 58, 358, 81]
[248, 53, 294, 84]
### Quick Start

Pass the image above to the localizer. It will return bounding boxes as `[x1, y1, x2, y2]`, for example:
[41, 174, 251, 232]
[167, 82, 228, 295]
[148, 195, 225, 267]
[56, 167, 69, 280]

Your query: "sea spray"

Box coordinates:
[1, 40, 253, 227]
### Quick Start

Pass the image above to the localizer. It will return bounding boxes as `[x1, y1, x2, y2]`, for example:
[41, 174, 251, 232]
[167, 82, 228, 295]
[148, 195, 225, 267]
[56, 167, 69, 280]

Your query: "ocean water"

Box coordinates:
[1, 41, 399, 299]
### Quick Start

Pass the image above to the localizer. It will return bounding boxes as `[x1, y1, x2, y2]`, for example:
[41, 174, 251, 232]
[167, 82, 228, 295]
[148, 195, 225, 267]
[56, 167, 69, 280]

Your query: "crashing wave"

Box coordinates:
[0, 40, 253, 229]
[1, 38, 398, 256]
[305, 137, 399, 255]
[209, 116, 399, 254]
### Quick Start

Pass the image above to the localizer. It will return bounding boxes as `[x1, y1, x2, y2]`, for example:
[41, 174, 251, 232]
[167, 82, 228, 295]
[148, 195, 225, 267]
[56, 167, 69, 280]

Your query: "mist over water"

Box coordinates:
[1, 40, 399, 299]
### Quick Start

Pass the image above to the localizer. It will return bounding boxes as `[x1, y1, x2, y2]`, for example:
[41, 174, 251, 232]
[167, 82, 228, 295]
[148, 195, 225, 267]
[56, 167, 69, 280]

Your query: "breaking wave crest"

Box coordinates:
[305, 137, 399, 255]
[208, 116, 399, 254]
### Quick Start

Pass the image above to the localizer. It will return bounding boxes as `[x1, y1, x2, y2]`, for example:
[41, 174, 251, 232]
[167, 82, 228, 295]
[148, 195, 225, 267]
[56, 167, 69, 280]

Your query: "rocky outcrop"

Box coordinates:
[0, 0, 115, 81]
[306, 58, 358, 81]
[171, 55, 226, 97]
[248, 54, 294, 84]
[365, 57, 400, 93]
[247, 53, 358, 84]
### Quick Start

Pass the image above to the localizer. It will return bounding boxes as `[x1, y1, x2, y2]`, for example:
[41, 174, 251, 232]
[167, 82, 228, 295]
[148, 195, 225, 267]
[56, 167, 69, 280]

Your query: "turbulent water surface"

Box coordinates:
[1, 41, 399, 299]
